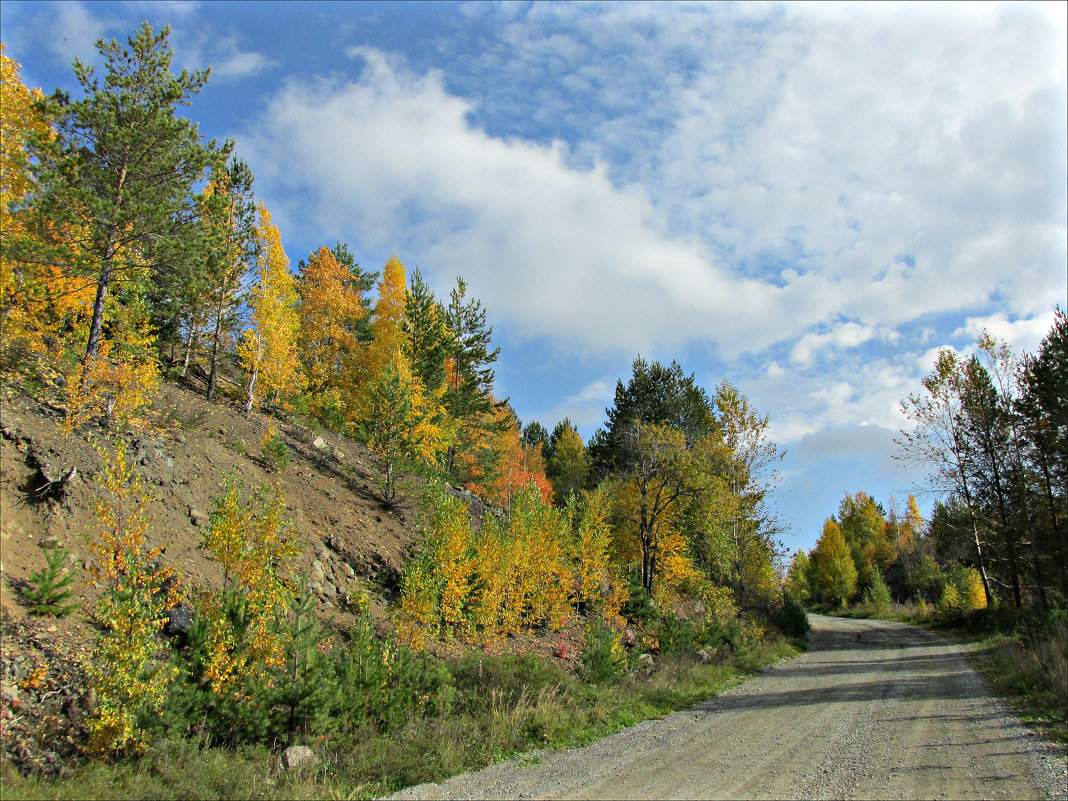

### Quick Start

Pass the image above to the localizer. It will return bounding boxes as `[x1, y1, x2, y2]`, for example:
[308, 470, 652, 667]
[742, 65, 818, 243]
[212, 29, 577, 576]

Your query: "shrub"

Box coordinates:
[863, 571, 892, 613]
[83, 442, 180, 756]
[772, 595, 810, 641]
[621, 568, 655, 625]
[259, 425, 290, 471]
[579, 617, 624, 683]
[23, 545, 79, 617]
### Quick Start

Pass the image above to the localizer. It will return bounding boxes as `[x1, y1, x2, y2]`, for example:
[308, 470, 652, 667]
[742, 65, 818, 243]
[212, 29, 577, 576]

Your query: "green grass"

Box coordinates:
[0, 636, 800, 800]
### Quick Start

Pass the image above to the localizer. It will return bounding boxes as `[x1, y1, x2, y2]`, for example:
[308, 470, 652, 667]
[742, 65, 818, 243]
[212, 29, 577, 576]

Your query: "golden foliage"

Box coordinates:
[239, 203, 304, 410]
[83, 442, 180, 755]
[198, 478, 299, 694]
[295, 245, 366, 404]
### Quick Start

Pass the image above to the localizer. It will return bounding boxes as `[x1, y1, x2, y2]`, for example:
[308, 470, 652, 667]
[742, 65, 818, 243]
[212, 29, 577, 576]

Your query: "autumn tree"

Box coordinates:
[295, 243, 372, 413]
[897, 349, 993, 606]
[707, 381, 784, 603]
[545, 419, 590, 505]
[353, 256, 446, 492]
[784, 549, 811, 604]
[202, 158, 257, 401]
[0, 46, 55, 359]
[811, 519, 858, 608]
[238, 203, 303, 412]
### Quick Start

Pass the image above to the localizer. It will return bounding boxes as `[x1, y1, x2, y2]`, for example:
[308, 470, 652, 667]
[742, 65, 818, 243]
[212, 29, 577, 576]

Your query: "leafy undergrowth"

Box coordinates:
[0, 635, 799, 800]
[818, 601, 1067, 746]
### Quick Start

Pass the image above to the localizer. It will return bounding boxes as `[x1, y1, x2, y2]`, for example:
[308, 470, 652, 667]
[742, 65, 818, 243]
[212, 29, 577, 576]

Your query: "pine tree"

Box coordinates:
[443, 277, 501, 475]
[23, 545, 79, 617]
[22, 23, 220, 377]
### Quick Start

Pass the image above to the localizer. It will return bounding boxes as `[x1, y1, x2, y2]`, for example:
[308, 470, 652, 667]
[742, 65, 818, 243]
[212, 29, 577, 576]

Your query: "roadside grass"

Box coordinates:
[817, 601, 1068, 745]
[0, 635, 801, 801]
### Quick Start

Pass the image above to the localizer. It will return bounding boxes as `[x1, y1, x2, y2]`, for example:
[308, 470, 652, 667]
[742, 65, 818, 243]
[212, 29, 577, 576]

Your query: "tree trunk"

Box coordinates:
[244, 363, 258, 414]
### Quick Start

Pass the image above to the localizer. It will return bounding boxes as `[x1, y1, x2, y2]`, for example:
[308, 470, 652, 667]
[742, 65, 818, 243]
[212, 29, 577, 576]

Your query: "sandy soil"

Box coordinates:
[387, 614, 1068, 800]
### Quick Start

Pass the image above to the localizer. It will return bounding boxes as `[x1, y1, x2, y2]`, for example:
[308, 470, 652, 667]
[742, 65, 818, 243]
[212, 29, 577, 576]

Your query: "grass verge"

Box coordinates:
[0, 635, 799, 800]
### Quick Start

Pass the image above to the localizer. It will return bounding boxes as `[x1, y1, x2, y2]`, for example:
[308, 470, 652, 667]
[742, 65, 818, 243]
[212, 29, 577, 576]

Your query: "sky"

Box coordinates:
[2, 1, 1065, 555]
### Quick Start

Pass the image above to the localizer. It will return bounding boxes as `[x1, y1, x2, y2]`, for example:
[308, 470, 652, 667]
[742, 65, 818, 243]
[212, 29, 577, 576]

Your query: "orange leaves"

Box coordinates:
[296, 245, 366, 401]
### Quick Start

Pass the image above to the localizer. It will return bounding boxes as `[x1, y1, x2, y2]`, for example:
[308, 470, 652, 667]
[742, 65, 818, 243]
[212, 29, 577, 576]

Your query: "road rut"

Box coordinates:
[387, 614, 1067, 800]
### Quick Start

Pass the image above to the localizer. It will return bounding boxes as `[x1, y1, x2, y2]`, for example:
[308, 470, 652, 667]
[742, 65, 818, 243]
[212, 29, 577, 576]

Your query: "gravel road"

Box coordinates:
[387, 614, 1067, 800]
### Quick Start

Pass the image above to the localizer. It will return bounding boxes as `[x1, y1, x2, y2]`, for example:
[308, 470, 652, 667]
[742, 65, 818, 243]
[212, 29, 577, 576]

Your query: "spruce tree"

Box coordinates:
[404, 268, 451, 395]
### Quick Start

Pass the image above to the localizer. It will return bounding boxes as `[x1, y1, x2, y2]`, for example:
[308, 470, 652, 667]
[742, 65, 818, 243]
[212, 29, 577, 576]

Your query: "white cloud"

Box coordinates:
[954, 310, 1059, 355]
[47, 2, 110, 66]
[242, 48, 791, 357]
[238, 2, 1065, 445]
[790, 322, 879, 366]
[172, 31, 275, 81]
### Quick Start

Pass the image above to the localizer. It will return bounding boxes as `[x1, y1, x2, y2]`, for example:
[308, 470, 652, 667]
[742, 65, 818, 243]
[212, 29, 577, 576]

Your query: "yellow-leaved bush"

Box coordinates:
[397, 481, 629, 647]
[84, 442, 180, 755]
[198, 477, 299, 695]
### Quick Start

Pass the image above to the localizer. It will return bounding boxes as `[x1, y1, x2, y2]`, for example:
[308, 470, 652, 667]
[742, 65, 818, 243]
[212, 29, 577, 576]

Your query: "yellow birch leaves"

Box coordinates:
[239, 203, 303, 411]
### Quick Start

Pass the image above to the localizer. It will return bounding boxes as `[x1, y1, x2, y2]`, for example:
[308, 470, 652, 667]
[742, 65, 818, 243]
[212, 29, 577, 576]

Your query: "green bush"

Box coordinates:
[862, 571, 892, 614]
[260, 429, 290, 471]
[579, 618, 624, 683]
[772, 596, 810, 641]
[653, 611, 695, 655]
[23, 545, 79, 617]
[620, 569, 654, 624]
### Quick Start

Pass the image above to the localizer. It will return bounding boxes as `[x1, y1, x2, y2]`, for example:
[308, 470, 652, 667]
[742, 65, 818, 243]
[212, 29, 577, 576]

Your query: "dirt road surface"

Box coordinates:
[387, 614, 1067, 800]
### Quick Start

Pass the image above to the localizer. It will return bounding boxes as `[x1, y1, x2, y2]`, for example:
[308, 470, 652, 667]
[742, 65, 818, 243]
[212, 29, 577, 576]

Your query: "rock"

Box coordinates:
[342, 562, 355, 579]
[189, 507, 209, 527]
[321, 582, 336, 599]
[312, 436, 329, 450]
[281, 745, 319, 772]
[1, 682, 19, 708]
[637, 653, 655, 673]
[696, 648, 714, 664]
[165, 603, 195, 637]
[621, 628, 637, 649]
[332, 447, 345, 460]
[37, 535, 61, 550]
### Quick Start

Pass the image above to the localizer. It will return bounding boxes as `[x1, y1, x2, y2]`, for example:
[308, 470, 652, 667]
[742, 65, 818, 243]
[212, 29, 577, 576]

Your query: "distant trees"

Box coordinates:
[897, 315, 1067, 609]
[802, 313, 1066, 613]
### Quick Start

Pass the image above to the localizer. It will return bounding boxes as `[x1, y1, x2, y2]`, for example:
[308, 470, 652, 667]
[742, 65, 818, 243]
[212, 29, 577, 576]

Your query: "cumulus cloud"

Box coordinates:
[236, 2, 1064, 447]
[242, 48, 788, 356]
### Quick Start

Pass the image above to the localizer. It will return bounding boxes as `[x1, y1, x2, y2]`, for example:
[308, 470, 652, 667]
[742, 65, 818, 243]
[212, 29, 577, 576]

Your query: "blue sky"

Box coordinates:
[3, 1, 1065, 555]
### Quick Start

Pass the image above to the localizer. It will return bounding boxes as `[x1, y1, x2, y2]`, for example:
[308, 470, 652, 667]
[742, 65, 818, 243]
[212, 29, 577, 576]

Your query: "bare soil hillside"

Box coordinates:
[0, 367, 515, 771]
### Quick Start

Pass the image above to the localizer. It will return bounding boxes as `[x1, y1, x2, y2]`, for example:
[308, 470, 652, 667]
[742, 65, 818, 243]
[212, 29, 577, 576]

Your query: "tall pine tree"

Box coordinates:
[24, 23, 220, 376]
